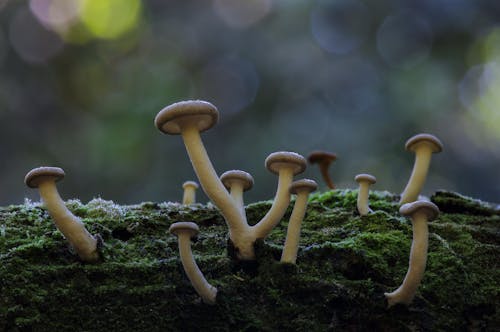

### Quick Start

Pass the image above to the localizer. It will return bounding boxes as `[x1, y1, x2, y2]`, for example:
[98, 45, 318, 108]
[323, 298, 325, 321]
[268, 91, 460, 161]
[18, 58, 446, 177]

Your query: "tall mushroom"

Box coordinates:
[400, 134, 443, 204]
[354, 174, 376, 216]
[182, 181, 199, 205]
[281, 179, 317, 264]
[385, 200, 439, 307]
[307, 151, 337, 189]
[220, 170, 254, 215]
[169, 222, 217, 304]
[155, 100, 307, 260]
[24, 167, 100, 262]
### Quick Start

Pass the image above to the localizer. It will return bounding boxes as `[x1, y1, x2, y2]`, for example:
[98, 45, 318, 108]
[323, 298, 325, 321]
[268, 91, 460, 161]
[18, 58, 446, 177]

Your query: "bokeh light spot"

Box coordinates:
[199, 57, 259, 117]
[29, 0, 80, 32]
[377, 10, 433, 69]
[213, 0, 272, 29]
[80, 0, 141, 39]
[310, 0, 370, 55]
[9, 7, 63, 64]
[459, 62, 500, 144]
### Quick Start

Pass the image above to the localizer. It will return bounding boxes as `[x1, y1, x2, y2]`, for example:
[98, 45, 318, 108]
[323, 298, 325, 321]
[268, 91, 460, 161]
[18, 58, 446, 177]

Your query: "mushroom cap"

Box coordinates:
[182, 181, 199, 190]
[289, 179, 318, 194]
[220, 170, 254, 191]
[307, 151, 337, 164]
[155, 100, 219, 135]
[25, 167, 65, 188]
[354, 173, 376, 185]
[265, 151, 307, 175]
[405, 134, 443, 153]
[399, 200, 440, 221]
[169, 222, 200, 238]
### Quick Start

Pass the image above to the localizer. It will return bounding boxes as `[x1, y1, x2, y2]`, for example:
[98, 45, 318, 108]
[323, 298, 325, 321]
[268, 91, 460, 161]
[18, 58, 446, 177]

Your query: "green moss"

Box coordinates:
[0, 190, 498, 331]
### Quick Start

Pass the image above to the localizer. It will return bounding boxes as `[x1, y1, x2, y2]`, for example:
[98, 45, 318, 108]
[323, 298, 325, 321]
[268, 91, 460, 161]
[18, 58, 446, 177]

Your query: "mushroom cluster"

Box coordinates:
[19, 98, 445, 307]
[155, 100, 316, 261]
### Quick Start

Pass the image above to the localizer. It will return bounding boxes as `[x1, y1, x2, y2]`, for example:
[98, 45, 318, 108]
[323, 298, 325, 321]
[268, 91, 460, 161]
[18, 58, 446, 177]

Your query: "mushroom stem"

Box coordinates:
[181, 124, 249, 235]
[280, 192, 309, 264]
[176, 231, 217, 304]
[252, 168, 294, 239]
[400, 148, 433, 204]
[319, 163, 334, 189]
[357, 183, 372, 215]
[385, 211, 429, 307]
[182, 181, 198, 205]
[38, 181, 99, 262]
[228, 182, 245, 215]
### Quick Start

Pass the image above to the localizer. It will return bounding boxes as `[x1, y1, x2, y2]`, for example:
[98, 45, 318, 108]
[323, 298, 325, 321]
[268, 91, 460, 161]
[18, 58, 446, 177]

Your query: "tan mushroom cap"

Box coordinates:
[405, 134, 443, 153]
[265, 151, 307, 175]
[354, 173, 377, 185]
[308, 151, 337, 164]
[183, 181, 199, 190]
[220, 170, 254, 191]
[399, 201, 440, 220]
[25, 167, 65, 188]
[155, 100, 219, 135]
[169, 222, 200, 238]
[289, 179, 318, 195]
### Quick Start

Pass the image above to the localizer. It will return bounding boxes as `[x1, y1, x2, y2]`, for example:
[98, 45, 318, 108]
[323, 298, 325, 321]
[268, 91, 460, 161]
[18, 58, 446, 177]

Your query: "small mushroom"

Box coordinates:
[400, 134, 443, 204]
[385, 200, 439, 307]
[253, 151, 307, 239]
[24, 167, 100, 262]
[182, 181, 199, 205]
[169, 222, 217, 304]
[354, 174, 376, 216]
[281, 179, 317, 264]
[307, 151, 337, 189]
[220, 170, 254, 215]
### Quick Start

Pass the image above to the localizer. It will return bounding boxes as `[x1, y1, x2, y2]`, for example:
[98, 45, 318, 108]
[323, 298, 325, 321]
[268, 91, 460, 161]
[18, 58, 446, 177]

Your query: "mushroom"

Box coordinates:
[354, 174, 376, 216]
[182, 181, 199, 205]
[169, 222, 217, 304]
[281, 179, 317, 264]
[24, 167, 100, 262]
[400, 134, 443, 204]
[155, 100, 307, 260]
[253, 151, 307, 239]
[307, 151, 337, 189]
[220, 170, 254, 215]
[385, 200, 439, 307]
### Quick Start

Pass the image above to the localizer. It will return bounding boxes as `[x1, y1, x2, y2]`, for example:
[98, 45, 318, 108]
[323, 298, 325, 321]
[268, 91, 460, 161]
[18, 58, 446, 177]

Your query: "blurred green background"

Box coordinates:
[0, 0, 499, 205]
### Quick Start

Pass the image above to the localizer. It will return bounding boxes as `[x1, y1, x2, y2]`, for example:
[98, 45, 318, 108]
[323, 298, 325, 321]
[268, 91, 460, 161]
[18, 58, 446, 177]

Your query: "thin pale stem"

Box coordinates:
[357, 183, 372, 216]
[177, 234, 217, 304]
[181, 125, 249, 236]
[228, 182, 245, 216]
[385, 213, 429, 307]
[281, 192, 309, 264]
[182, 187, 196, 205]
[400, 148, 432, 204]
[38, 181, 99, 262]
[252, 168, 294, 239]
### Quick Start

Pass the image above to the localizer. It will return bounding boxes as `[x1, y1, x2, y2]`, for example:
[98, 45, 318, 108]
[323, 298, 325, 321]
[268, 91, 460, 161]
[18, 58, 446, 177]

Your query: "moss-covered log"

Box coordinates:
[0, 190, 498, 331]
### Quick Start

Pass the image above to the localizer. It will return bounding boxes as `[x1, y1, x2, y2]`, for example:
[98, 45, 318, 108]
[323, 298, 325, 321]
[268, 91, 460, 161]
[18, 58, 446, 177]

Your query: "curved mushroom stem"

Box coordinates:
[319, 163, 334, 189]
[280, 192, 309, 264]
[176, 232, 217, 304]
[38, 181, 99, 262]
[400, 147, 432, 204]
[384, 211, 429, 307]
[252, 168, 294, 239]
[180, 124, 249, 234]
[357, 182, 373, 216]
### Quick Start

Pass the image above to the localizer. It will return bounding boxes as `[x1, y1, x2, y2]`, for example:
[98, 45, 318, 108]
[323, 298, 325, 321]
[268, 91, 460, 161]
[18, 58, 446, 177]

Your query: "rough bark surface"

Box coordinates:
[0, 190, 498, 331]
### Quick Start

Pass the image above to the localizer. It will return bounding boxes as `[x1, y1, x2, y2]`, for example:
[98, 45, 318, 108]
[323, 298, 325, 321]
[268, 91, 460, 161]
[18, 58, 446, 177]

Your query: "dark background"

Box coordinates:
[0, 0, 499, 205]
